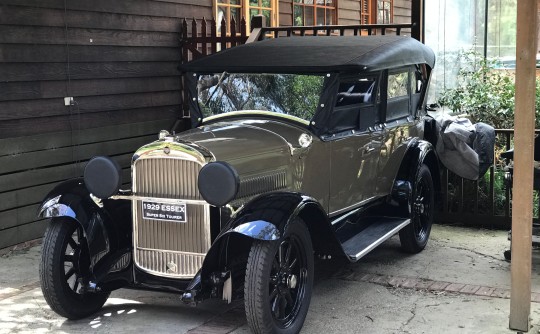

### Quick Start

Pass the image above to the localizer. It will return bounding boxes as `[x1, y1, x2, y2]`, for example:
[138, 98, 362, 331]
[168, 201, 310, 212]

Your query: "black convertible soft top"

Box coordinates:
[180, 35, 435, 74]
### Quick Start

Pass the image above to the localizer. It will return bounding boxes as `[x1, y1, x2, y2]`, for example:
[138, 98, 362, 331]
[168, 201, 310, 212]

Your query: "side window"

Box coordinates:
[335, 78, 376, 107]
[329, 76, 379, 134]
[386, 69, 410, 121]
[388, 72, 408, 98]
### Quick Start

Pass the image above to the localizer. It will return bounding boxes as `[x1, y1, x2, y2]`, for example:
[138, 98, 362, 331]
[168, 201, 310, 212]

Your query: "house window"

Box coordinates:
[293, 0, 337, 26]
[215, 0, 278, 34]
[377, 0, 392, 24]
[360, 1, 393, 25]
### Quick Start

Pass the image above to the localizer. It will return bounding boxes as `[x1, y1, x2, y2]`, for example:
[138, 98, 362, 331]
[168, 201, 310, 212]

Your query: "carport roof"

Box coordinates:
[180, 35, 435, 74]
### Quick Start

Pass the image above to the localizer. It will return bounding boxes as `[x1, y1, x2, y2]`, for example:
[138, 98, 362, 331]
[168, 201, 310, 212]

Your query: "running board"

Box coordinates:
[341, 218, 411, 261]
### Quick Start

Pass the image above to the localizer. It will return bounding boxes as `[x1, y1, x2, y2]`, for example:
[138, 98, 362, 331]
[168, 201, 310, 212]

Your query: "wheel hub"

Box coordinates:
[287, 274, 298, 289]
[414, 196, 425, 214]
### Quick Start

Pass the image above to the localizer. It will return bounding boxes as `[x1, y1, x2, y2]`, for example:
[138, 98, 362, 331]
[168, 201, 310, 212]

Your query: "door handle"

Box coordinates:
[363, 147, 376, 155]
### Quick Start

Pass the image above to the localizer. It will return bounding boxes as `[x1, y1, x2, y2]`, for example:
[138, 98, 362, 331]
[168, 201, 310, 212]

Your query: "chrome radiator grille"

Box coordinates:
[133, 157, 210, 279]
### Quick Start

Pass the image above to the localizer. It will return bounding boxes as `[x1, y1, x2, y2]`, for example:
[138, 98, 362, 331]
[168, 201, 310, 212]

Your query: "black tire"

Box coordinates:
[399, 164, 434, 253]
[244, 220, 314, 334]
[39, 218, 110, 319]
[504, 249, 512, 261]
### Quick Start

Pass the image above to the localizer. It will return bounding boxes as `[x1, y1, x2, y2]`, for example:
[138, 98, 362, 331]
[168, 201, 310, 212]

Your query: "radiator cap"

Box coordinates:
[198, 161, 239, 207]
[84, 156, 122, 199]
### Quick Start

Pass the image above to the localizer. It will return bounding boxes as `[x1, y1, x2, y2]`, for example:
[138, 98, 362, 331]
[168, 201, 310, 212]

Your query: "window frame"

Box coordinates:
[326, 74, 381, 136]
[292, 0, 338, 27]
[384, 67, 412, 122]
[215, 0, 279, 34]
[376, 0, 393, 24]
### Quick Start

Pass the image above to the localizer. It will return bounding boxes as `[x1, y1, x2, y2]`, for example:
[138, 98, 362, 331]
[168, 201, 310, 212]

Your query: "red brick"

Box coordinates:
[428, 281, 451, 291]
[444, 283, 465, 293]
[355, 273, 375, 282]
[414, 280, 434, 290]
[490, 288, 511, 299]
[474, 286, 495, 297]
[459, 285, 481, 295]
[388, 277, 408, 287]
[369, 274, 389, 285]
[400, 278, 424, 289]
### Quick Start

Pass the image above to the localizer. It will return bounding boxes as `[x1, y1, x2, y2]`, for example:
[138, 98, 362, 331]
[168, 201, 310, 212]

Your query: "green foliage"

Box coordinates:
[437, 49, 540, 129]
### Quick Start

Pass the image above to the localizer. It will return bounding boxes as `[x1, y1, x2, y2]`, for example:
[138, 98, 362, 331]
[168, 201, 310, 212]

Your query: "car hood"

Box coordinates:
[176, 119, 304, 174]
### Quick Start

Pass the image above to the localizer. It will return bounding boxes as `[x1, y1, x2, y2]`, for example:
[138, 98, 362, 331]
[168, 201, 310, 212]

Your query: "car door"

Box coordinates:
[326, 75, 384, 216]
[375, 67, 418, 196]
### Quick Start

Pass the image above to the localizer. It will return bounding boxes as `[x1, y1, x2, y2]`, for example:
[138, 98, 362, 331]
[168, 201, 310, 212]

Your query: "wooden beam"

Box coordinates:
[509, 0, 538, 331]
[411, 0, 423, 42]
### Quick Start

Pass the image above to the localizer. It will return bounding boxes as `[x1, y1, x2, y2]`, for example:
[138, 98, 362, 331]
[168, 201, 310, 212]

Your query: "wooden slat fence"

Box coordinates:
[0, 0, 211, 249]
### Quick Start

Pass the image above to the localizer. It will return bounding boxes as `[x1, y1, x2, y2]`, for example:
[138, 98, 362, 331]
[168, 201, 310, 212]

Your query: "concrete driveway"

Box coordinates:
[1, 224, 539, 334]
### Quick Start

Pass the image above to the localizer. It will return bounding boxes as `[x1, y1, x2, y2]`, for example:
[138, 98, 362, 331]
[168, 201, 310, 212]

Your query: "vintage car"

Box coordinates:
[38, 35, 439, 334]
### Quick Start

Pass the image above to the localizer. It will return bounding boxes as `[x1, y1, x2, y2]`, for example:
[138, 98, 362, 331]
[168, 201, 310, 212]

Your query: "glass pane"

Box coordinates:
[304, 0, 314, 4]
[326, 9, 334, 25]
[250, 8, 259, 20]
[217, 7, 226, 33]
[316, 0, 325, 4]
[197, 73, 325, 121]
[294, 5, 304, 26]
[305, 6, 314, 25]
[335, 78, 377, 107]
[325, 0, 334, 6]
[388, 72, 409, 98]
[230, 0, 239, 4]
[231, 7, 240, 24]
[217, 0, 228, 3]
[250, 0, 258, 5]
[294, 0, 302, 3]
[316, 8, 325, 25]
[262, 0, 271, 7]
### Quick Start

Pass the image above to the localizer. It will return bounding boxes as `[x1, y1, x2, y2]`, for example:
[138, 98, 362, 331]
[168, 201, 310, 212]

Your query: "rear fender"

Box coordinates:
[38, 178, 132, 281]
[389, 139, 441, 216]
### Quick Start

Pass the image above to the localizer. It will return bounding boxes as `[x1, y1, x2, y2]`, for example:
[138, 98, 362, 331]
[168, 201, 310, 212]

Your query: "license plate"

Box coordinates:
[142, 201, 187, 223]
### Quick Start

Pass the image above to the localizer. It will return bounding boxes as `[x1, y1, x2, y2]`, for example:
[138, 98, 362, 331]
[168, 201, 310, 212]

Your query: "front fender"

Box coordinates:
[195, 192, 331, 298]
[38, 178, 131, 279]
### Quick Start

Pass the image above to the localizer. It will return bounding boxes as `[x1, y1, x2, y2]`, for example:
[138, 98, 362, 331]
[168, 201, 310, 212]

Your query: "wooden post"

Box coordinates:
[246, 15, 266, 43]
[509, 0, 538, 331]
[411, 0, 423, 42]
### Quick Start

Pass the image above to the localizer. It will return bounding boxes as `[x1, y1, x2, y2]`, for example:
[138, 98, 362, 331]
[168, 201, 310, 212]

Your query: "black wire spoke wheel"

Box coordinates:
[40, 218, 110, 320]
[63, 225, 87, 295]
[412, 174, 432, 240]
[269, 237, 308, 326]
[399, 164, 434, 253]
[245, 220, 314, 334]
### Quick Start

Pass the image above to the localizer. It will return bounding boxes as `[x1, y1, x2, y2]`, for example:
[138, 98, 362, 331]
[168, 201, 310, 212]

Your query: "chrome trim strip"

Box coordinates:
[351, 219, 411, 261]
[111, 195, 207, 205]
[203, 110, 310, 126]
[136, 247, 206, 257]
[330, 207, 362, 226]
[329, 196, 384, 218]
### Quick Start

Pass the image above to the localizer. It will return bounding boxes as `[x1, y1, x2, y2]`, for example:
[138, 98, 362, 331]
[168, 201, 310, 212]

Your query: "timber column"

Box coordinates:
[411, 0, 424, 42]
[509, 0, 538, 331]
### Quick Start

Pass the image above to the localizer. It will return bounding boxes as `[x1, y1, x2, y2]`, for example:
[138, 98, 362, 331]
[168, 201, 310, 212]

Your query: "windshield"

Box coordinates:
[197, 73, 325, 121]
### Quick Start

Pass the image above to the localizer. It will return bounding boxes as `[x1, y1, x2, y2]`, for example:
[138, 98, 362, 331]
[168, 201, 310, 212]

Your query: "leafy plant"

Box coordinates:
[437, 49, 540, 129]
